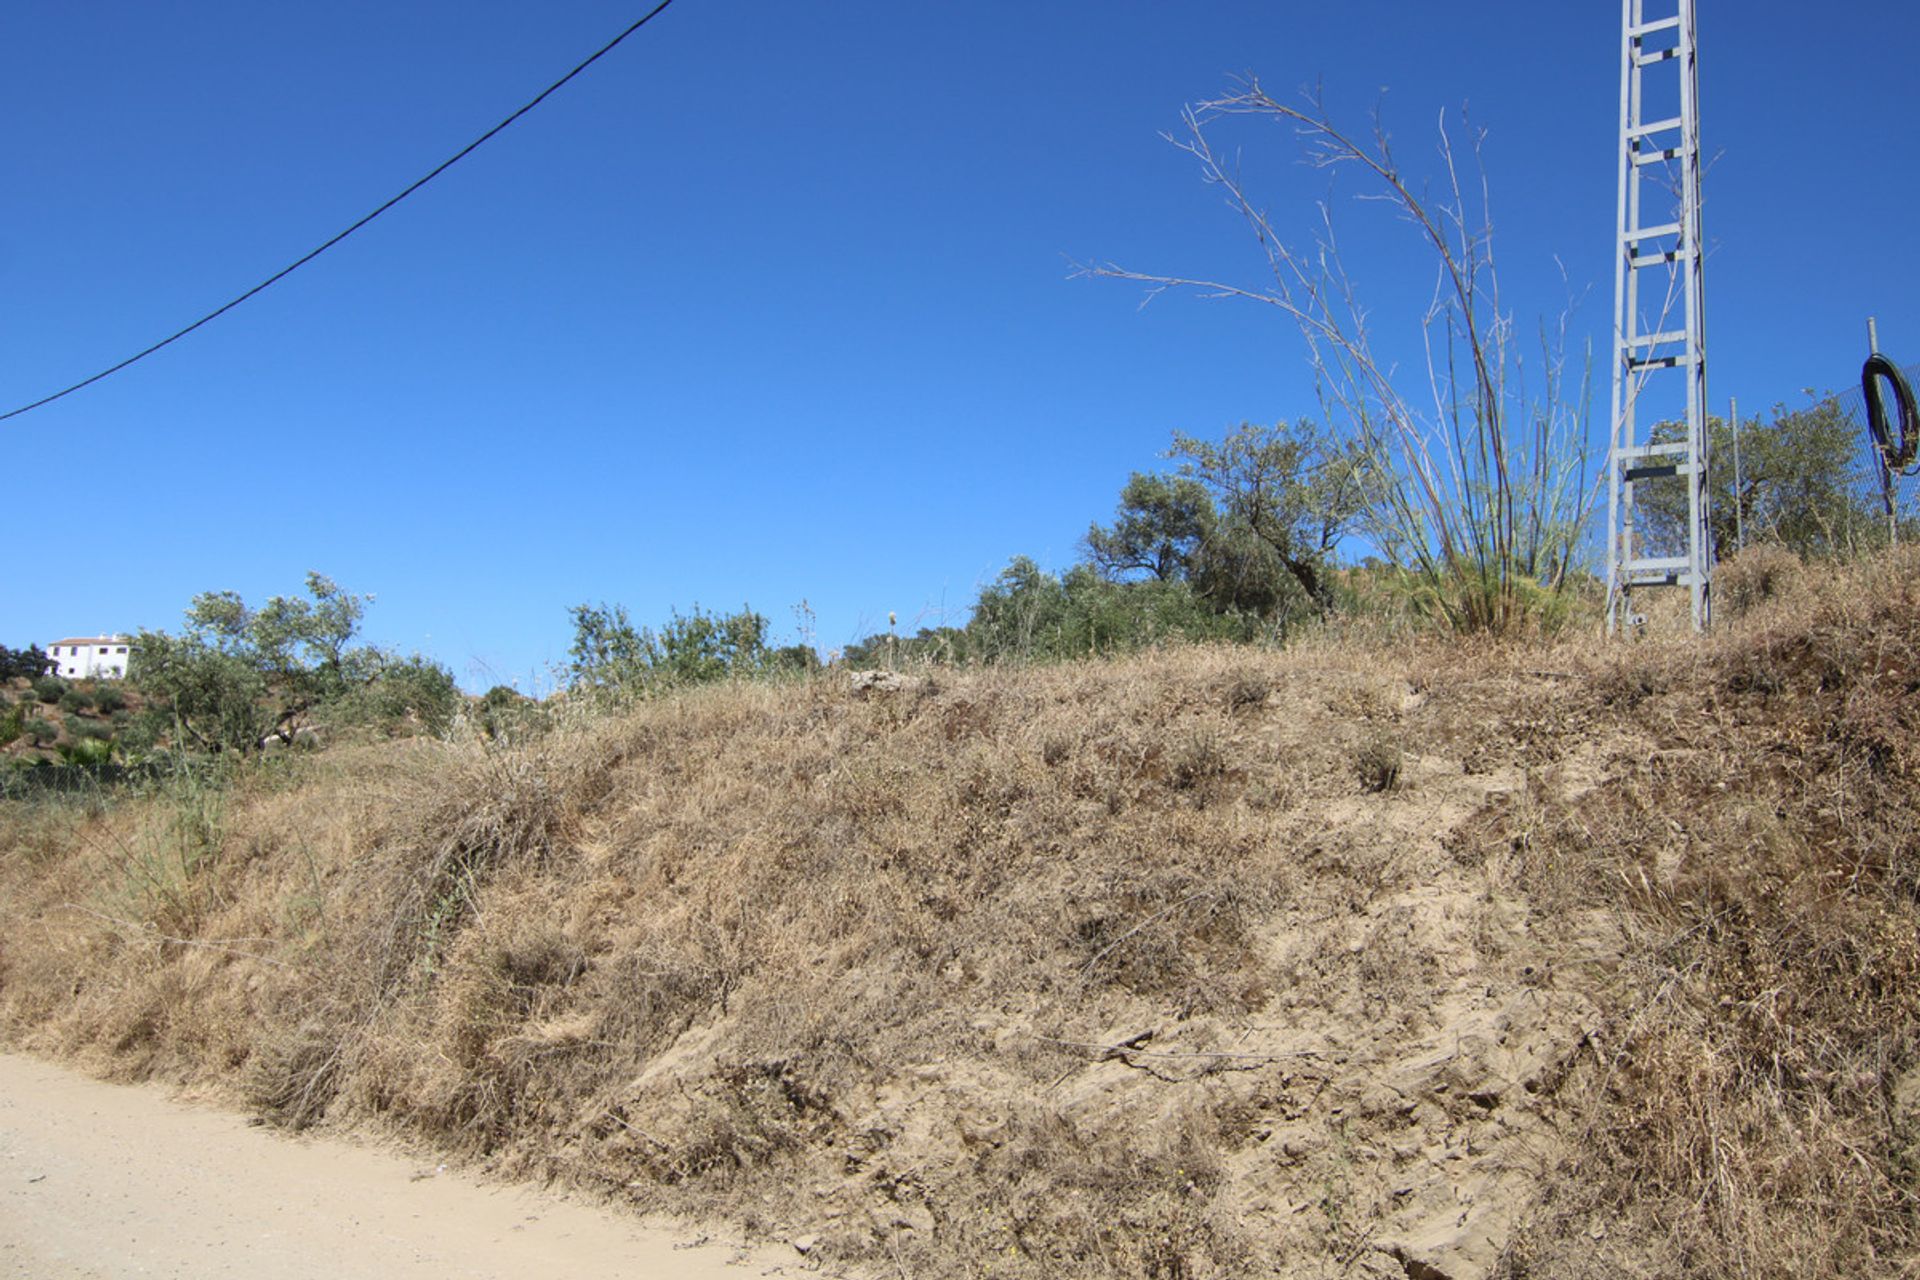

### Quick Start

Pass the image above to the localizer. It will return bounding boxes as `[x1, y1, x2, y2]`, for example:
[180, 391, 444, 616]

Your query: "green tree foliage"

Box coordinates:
[1639, 398, 1893, 560]
[567, 602, 777, 693]
[957, 557, 1258, 664]
[133, 573, 454, 754]
[0, 644, 53, 681]
[1083, 473, 1216, 583]
[319, 654, 462, 737]
[132, 632, 272, 754]
[1083, 423, 1368, 620]
[1169, 421, 1369, 612]
[841, 626, 970, 669]
[475, 685, 541, 740]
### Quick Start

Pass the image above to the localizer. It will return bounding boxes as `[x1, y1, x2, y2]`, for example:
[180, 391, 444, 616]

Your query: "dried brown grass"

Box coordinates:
[1484, 546, 1920, 1278]
[4, 549, 1919, 1277]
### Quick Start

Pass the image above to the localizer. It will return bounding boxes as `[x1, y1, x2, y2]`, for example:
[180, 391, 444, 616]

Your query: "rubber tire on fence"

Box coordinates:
[1863, 353, 1920, 473]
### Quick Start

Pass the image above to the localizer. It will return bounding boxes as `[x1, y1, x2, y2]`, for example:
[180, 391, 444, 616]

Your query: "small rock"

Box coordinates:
[791, 1234, 818, 1255]
[849, 670, 923, 698]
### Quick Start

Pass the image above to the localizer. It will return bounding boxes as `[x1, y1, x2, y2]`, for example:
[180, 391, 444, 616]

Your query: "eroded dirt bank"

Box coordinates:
[5, 548, 1920, 1278]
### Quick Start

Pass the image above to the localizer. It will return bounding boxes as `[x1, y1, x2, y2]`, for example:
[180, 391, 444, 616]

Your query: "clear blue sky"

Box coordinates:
[4, 2, 1916, 689]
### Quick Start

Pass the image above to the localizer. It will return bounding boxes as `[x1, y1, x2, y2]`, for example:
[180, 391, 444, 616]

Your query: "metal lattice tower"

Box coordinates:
[1606, 0, 1710, 633]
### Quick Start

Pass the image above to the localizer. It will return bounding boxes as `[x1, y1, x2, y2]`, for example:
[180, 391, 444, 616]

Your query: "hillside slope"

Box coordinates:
[3, 548, 1917, 1279]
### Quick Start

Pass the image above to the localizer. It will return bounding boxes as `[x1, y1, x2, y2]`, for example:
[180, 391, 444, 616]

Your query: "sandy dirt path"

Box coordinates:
[0, 1052, 792, 1279]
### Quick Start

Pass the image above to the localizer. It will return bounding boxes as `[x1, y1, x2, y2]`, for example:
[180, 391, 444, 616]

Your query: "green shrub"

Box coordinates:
[23, 717, 57, 745]
[65, 715, 112, 742]
[115, 708, 169, 756]
[955, 558, 1264, 665]
[56, 736, 114, 767]
[316, 654, 461, 738]
[59, 686, 95, 712]
[92, 685, 128, 714]
[567, 602, 774, 693]
[31, 676, 67, 704]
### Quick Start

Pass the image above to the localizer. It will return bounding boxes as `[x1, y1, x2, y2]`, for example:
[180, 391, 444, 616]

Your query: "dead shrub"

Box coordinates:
[1713, 541, 1803, 618]
[1168, 729, 1231, 795]
[243, 1018, 348, 1130]
[931, 1102, 1252, 1280]
[1218, 669, 1271, 713]
[379, 746, 578, 989]
[1353, 731, 1403, 793]
[1072, 886, 1263, 1014]
[440, 919, 585, 1067]
[634, 1059, 835, 1187]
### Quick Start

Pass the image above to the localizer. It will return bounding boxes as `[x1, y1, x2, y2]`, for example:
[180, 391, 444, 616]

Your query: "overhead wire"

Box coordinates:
[0, 0, 682, 424]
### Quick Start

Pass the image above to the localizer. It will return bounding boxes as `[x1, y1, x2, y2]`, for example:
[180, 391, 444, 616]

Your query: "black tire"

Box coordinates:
[1863, 352, 1919, 472]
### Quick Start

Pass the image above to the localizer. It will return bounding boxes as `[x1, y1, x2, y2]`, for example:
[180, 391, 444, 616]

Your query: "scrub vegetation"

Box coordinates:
[6, 547, 1920, 1279]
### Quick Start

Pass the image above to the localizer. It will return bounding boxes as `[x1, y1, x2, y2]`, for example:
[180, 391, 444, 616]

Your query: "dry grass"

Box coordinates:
[4, 548, 1920, 1278]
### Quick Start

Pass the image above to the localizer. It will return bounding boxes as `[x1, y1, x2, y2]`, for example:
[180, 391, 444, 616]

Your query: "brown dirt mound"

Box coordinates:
[4, 547, 1919, 1279]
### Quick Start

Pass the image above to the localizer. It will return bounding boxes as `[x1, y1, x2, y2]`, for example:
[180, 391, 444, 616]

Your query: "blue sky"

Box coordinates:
[4, 1, 1916, 690]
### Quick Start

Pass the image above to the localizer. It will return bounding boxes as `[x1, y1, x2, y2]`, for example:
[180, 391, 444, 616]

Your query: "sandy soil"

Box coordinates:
[0, 1053, 790, 1280]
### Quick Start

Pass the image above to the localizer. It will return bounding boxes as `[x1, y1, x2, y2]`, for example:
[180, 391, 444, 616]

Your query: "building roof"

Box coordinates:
[48, 636, 128, 648]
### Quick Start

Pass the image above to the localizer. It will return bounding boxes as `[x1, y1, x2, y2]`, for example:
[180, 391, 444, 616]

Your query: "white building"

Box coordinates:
[45, 636, 131, 680]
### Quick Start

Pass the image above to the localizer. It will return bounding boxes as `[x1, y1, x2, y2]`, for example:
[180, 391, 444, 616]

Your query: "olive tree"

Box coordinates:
[134, 573, 450, 753]
[1639, 398, 1895, 559]
[1085, 421, 1368, 617]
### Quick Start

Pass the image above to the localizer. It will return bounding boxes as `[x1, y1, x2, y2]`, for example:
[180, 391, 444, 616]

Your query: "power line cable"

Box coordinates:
[0, 0, 681, 425]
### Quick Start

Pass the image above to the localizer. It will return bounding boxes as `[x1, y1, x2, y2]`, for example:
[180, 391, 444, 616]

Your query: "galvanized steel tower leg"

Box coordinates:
[1607, 0, 1711, 633]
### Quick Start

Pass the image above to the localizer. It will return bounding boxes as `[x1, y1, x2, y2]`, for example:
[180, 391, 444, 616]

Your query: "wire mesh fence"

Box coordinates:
[1826, 357, 1920, 521]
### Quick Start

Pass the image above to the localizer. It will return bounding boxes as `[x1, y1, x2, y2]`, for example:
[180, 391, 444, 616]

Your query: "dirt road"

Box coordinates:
[0, 1053, 786, 1279]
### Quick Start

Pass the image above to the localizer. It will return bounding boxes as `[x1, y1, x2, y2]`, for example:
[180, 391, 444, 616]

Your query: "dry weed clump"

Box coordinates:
[1485, 549, 1920, 1278]
[8, 555, 1920, 1277]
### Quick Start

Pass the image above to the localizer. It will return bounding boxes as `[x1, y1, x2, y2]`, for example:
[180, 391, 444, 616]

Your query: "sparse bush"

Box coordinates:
[106, 766, 229, 937]
[475, 685, 541, 740]
[58, 686, 95, 712]
[1714, 542, 1803, 618]
[63, 714, 110, 742]
[30, 676, 66, 704]
[22, 716, 56, 745]
[92, 684, 127, 714]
